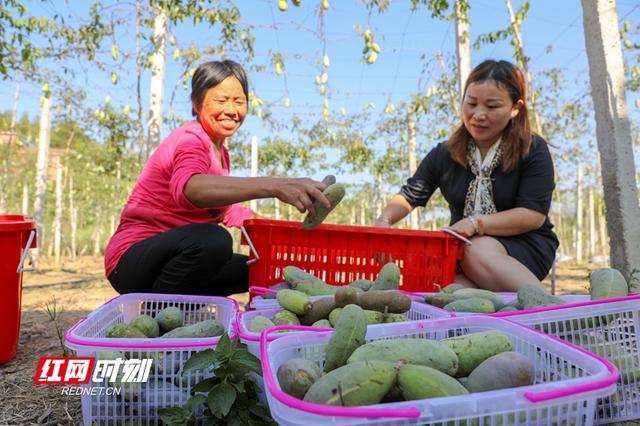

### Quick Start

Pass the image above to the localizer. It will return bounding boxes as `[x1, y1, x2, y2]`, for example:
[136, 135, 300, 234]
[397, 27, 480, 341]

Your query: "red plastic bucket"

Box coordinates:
[0, 215, 36, 364]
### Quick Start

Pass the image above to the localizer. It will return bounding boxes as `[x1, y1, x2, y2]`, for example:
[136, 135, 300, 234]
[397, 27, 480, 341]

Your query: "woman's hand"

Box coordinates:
[447, 217, 477, 237]
[272, 178, 330, 217]
[374, 217, 393, 228]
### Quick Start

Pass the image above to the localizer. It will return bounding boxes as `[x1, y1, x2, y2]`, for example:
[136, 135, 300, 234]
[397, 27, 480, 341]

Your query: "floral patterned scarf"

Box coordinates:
[463, 138, 502, 218]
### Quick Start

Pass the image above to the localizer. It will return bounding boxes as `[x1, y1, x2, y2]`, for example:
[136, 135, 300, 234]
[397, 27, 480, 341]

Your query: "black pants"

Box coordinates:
[108, 223, 249, 296]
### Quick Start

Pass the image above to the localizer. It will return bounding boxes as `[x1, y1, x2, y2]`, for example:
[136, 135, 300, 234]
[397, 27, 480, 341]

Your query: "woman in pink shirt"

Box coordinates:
[105, 60, 329, 296]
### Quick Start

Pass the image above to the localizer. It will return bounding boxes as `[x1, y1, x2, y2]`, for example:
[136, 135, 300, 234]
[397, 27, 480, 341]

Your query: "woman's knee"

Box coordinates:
[180, 223, 233, 261]
[460, 237, 505, 274]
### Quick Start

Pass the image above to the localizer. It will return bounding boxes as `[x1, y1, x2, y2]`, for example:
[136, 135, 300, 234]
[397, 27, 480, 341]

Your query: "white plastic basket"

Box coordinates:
[260, 316, 618, 426]
[64, 293, 238, 426]
[407, 291, 589, 316]
[494, 294, 640, 424]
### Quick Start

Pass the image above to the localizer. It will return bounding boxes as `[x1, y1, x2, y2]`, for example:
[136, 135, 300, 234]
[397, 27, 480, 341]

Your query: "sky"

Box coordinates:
[0, 0, 639, 183]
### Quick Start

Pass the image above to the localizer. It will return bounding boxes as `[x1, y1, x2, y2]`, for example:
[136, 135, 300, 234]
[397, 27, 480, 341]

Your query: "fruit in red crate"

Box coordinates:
[323, 304, 367, 372]
[277, 358, 322, 399]
[466, 351, 535, 392]
[304, 361, 397, 406]
[372, 262, 400, 290]
[398, 364, 469, 400]
[300, 183, 346, 230]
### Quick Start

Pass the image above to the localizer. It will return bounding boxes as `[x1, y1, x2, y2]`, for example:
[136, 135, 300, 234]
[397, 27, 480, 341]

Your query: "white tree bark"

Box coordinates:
[350, 205, 356, 225]
[147, 5, 168, 158]
[436, 51, 460, 118]
[69, 174, 77, 261]
[505, 0, 541, 133]
[582, 0, 640, 277]
[93, 206, 102, 257]
[454, 0, 471, 97]
[274, 198, 281, 220]
[33, 95, 52, 263]
[375, 173, 383, 218]
[22, 183, 29, 215]
[575, 164, 583, 263]
[53, 158, 63, 265]
[250, 136, 259, 213]
[407, 105, 418, 230]
[588, 186, 596, 261]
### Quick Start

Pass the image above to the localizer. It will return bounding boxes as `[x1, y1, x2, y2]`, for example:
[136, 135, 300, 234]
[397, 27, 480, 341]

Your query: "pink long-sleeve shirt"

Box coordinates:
[104, 120, 253, 278]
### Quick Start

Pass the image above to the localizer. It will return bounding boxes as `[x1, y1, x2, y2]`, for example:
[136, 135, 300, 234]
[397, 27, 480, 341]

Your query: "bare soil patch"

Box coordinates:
[0, 256, 636, 425]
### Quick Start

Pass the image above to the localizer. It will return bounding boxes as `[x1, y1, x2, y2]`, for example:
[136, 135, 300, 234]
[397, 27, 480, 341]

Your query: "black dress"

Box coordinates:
[400, 136, 559, 280]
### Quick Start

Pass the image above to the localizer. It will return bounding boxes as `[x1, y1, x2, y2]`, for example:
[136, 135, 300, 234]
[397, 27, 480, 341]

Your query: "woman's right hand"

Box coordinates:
[272, 178, 330, 217]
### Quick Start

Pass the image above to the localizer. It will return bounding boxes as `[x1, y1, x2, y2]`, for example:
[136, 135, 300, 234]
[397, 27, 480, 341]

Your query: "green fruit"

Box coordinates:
[277, 289, 312, 315]
[311, 319, 332, 327]
[248, 315, 275, 333]
[372, 262, 400, 290]
[398, 364, 468, 400]
[349, 279, 374, 292]
[452, 288, 505, 310]
[466, 352, 535, 392]
[161, 319, 224, 338]
[517, 284, 566, 309]
[272, 310, 300, 326]
[298, 297, 336, 326]
[301, 183, 346, 230]
[589, 268, 628, 300]
[328, 307, 343, 326]
[155, 307, 183, 333]
[323, 304, 367, 372]
[347, 338, 458, 376]
[106, 324, 147, 338]
[304, 361, 396, 406]
[443, 297, 496, 313]
[334, 286, 358, 308]
[130, 314, 160, 338]
[442, 331, 513, 377]
[277, 358, 322, 398]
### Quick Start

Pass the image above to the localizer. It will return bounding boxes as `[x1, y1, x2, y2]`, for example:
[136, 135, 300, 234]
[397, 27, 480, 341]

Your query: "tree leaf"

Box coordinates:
[215, 332, 234, 360]
[192, 377, 218, 393]
[185, 393, 207, 414]
[248, 403, 276, 423]
[157, 407, 192, 426]
[183, 348, 217, 372]
[230, 349, 262, 376]
[207, 382, 237, 418]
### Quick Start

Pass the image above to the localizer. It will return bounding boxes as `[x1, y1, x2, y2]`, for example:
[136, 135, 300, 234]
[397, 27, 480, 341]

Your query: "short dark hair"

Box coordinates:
[190, 60, 249, 116]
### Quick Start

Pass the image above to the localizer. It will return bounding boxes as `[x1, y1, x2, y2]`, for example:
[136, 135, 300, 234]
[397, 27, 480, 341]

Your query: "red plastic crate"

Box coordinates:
[240, 219, 464, 292]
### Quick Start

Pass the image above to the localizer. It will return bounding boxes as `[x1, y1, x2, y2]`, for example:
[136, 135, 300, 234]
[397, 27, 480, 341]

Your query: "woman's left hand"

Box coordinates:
[447, 217, 476, 237]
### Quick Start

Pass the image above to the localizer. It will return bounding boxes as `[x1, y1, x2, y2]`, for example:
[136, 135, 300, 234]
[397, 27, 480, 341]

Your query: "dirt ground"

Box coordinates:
[0, 256, 637, 425]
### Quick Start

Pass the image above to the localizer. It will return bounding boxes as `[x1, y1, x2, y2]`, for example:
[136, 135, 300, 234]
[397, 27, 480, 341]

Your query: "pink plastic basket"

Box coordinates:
[64, 293, 238, 426]
[493, 294, 640, 424]
[260, 316, 618, 426]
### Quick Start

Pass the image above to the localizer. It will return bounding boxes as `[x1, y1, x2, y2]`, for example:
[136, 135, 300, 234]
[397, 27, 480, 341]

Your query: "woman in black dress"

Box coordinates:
[374, 59, 558, 291]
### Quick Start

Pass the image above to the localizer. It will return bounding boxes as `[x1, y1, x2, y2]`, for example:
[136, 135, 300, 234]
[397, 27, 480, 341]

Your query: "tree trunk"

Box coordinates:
[588, 185, 596, 261]
[575, 164, 583, 263]
[350, 205, 356, 225]
[435, 51, 460, 117]
[360, 204, 366, 226]
[287, 204, 293, 221]
[407, 105, 418, 230]
[22, 183, 29, 215]
[69, 175, 77, 261]
[274, 198, 281, 220]
[598, 195, 608, 262]
[53, 158, 63, 266]
[147, 5, 168, 158]
[250, 136, 259, 213]
[454, 0, 471, 97]
[375, 173, 383, 218]
[33, 95, 52, 265]
[505, 0, 541, 133]
[93, 206, 102, 257]
[135, 0, 146, 163]
[582, 0, 640, 278]
[0, 84, 20, 213]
